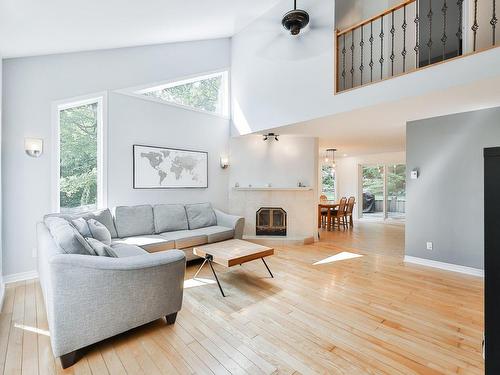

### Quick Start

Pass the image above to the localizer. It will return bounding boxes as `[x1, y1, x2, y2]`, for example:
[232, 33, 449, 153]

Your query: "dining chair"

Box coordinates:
[330, 197, 347, 230]
[344, 196, 356, 228]
[319, 194, 328, 227]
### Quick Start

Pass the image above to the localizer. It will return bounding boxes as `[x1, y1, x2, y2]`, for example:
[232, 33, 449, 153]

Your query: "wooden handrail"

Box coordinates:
[336, 0, 416, 37]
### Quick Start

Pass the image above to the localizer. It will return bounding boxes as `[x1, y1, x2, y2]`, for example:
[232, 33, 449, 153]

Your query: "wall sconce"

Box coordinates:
[220, 156, 229, 169]
[263, 133, 279, 141]
[25, 138, 43, 158]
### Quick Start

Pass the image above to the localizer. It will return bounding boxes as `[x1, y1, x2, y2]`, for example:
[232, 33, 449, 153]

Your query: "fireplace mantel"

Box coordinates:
[233, 187, 312, 191]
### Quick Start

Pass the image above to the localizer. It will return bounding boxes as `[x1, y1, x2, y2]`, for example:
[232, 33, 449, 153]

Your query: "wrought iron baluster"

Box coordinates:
[456, 0, 463, 56]
[415, 0, 420, 68]
[390, 10, 395, 76]
[427, 0, 433, 66]
[472, 0, 479, 51]
[351, 31, 355, 88]
[441, 0, 448, 61]
[360, 26, 365, 85]
[369, 21, 374, 82]
[402, 5, 407, 72]
[491, 0, 498, 45]
[342, 34, 346, 90]
[380, 16, 384, 80]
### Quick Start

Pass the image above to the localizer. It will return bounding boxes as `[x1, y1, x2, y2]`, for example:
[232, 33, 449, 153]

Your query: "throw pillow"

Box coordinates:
[86, 237, 112, 257]
[87, 219, 112, 245]
[44, 217, 96, 255]
[71, 217, 91, 237]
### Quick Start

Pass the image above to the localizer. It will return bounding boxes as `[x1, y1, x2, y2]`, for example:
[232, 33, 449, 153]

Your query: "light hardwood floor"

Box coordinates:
[0, 222, 484, 374]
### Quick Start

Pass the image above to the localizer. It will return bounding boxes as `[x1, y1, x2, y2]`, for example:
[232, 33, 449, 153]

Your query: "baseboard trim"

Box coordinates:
[404, 256, 484, 277]
[3, 270, 39, 284]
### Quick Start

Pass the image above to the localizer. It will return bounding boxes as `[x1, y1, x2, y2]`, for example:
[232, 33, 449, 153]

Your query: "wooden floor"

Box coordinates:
[0, 222, 484, 374]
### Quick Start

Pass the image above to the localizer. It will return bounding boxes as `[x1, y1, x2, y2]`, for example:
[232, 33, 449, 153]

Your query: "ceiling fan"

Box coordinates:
[255, 0, 332, 61]
[282, 0, 310, 35]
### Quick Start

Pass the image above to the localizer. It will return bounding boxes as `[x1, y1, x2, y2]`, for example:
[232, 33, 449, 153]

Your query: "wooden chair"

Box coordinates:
[344, 196, 356, 228]
[319, 195, 328, 227]
[330, 197, 347, 230]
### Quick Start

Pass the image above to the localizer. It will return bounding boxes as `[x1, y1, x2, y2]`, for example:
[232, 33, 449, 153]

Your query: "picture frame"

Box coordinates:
[133, 144, 208, 189]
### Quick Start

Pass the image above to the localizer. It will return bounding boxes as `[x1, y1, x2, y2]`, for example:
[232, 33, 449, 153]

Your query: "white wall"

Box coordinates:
[335, 151, 405, 218]
[229, 135, 318, 188]
[108, 93, 229, 209]
[231, 0, 500, 135]
[2, 38, 230, 277]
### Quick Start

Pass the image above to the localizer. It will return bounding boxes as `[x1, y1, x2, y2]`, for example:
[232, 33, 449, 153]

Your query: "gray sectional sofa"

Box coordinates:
[37, 203, 244, 368]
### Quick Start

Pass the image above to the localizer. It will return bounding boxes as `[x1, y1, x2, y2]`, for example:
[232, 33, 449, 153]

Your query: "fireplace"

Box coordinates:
[256, 207, 287, 236]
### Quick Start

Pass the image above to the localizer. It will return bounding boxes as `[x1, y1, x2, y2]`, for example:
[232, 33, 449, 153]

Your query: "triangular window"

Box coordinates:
[136, 71, 229, 117]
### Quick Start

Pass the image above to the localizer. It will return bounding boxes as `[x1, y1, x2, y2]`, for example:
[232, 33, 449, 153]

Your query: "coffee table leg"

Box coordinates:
[262, 258, 274, 278]
[193, 258, 208, 279]
[206, 255, 226, 297]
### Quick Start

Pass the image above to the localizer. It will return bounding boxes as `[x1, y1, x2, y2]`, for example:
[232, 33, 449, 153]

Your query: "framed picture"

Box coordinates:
[133, 144, 208, 189]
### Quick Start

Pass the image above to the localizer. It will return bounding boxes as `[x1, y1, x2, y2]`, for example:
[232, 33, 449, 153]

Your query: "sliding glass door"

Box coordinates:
[361, 164, 406, 221]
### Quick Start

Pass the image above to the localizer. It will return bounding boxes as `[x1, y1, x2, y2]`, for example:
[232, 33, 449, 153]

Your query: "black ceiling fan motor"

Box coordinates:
[282, 0, 310, 35]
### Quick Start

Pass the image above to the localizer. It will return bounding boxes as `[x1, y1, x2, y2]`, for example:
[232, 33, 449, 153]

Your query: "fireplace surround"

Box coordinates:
[256, 207, 287, 236]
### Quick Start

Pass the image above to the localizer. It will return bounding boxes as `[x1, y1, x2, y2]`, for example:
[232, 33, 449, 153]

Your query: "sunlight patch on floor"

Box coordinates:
[184, 278, 217, 289]
[313, 252, 363, 265]
[15, 323, 50, 336]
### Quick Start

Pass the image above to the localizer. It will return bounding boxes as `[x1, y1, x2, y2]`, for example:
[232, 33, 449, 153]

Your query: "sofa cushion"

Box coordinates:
[193, 226, 234, 243]
[107, 243, 148, 258]
[86, 237, 112, 257]
[185, 203, 217, 230]
[153, 204, 188, 233]
[71, 217, 91, 237]
[44, 217, 96, 255]
[159, 230, 208, 249]
[87, 219, 112, 245]
[113, 235, 175, 253]
[81, 209, 118, 238]
[114, 205, 154, 238]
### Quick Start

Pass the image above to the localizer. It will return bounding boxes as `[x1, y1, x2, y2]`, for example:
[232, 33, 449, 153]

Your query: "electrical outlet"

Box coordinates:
[426, 242, 433, 251]
[32, 247, 37, 258]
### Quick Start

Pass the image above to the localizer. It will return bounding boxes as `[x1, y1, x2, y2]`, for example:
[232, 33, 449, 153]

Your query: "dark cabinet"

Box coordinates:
[485, 147, 500, 373]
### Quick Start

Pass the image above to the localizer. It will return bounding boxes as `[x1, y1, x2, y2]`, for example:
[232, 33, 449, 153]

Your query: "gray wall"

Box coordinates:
[2, 38, 230, 277]
[406, 107, 500, 269]
[108, 93, 229, 209]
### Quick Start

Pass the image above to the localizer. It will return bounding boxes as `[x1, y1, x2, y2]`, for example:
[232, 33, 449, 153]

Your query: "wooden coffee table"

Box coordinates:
[192, 239, 274, 297]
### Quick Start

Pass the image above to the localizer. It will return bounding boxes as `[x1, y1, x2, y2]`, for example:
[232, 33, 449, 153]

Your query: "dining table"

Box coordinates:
[317, 201, 340, 229]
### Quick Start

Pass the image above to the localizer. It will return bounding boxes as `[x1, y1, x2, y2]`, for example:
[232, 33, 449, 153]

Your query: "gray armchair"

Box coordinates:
[37, 222, 186, 368]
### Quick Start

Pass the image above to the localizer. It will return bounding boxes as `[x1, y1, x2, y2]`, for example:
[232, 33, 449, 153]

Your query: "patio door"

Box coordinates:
[361, 164, 406, 221]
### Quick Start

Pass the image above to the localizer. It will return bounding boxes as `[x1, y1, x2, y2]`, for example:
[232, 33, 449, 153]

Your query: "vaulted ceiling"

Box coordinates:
[0, 0, 281, 58]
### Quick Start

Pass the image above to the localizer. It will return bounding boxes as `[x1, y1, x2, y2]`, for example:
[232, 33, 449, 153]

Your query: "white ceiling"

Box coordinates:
[272, 76, 500, 156]
[0, 0, 281, 58]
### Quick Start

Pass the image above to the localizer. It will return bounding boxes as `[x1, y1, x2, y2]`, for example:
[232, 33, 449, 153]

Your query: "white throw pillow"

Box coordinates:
[87, 219, 112, 245]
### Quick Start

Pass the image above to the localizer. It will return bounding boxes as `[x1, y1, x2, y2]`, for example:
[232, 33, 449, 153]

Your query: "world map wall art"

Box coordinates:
[133, 144, 208, 189]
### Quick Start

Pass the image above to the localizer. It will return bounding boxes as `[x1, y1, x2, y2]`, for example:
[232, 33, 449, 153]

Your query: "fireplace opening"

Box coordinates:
[256, 207, 287, 236]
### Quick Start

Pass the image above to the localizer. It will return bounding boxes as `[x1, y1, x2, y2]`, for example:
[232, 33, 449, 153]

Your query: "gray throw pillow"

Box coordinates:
[71, 217, 91, 237]
[185, 203, 217, 229]
[44, 217, 96, 255]
[81, 209, 118, 238]
[87, 219, 112, 245]
[86, 237, 112, 257]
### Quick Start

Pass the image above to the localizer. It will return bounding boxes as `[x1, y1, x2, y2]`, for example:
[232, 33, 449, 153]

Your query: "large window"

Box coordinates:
[55, 95, 106, 213]
[321, 165, 336, 200]
[136, 71, 229, 117]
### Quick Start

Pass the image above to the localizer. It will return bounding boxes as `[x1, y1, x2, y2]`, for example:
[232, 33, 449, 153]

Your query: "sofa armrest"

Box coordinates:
[214, 209, 245, 239]
[46, 250, 186, 357]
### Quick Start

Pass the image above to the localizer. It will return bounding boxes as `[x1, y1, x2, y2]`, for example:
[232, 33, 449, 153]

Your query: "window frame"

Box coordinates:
[51, 92, 108, 213]
[117, 69, 230, 119]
